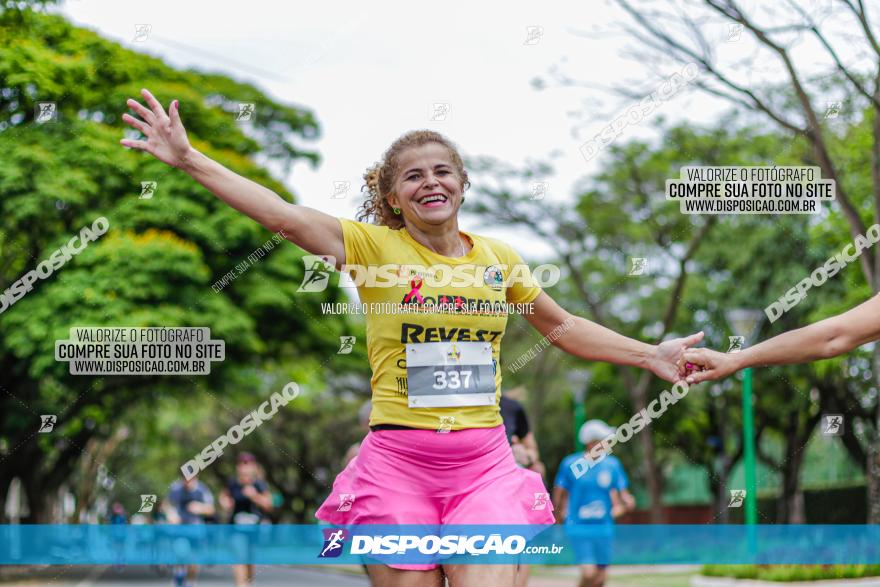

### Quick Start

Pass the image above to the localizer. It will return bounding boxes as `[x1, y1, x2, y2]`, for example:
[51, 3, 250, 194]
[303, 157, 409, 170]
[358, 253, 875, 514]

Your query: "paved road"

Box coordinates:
[0, 565, 370, 586]
[0, 564, 698, 586]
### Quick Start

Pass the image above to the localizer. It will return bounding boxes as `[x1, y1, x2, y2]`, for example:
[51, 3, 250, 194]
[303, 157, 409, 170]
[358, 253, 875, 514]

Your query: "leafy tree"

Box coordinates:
[473, 117, 866, 522]
[580, 0, 880, 523]
[0, 6, 363, 521]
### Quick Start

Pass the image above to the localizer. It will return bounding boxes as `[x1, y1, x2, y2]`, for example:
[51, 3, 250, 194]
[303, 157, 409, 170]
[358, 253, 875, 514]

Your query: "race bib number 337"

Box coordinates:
[406, 342, 495, 408]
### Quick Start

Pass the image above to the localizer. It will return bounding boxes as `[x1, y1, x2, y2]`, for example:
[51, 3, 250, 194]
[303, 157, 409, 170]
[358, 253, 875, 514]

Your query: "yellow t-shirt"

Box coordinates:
[340, 219, 542, 430]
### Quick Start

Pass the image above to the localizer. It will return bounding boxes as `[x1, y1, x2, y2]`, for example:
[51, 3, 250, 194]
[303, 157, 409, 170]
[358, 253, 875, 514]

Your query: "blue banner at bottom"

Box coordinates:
[1, 524, 879, 565]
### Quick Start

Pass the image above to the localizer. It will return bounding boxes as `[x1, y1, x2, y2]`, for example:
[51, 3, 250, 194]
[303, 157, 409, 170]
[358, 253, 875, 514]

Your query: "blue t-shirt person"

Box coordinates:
[554, 420, 635, 570]
[165, 479, 214, 524]
[554, 453, 629, 526]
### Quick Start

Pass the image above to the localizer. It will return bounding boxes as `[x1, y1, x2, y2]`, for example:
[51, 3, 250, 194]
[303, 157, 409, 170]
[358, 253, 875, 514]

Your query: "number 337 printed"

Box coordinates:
[432, 370, 473, 390]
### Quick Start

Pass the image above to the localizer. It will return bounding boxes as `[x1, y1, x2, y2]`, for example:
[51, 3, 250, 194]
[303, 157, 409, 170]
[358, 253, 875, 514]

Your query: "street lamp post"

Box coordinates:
[725, 308, 764, 526]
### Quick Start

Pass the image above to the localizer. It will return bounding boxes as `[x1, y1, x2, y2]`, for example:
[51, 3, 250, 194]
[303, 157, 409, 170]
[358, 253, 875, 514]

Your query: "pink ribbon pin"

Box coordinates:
[403, 276, 425, 304]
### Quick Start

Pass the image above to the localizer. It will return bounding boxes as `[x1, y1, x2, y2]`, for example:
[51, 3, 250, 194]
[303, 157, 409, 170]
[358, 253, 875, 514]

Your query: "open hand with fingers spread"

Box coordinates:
[120, 88, 193, 169]
[648, 331, 705, 383]
[681, 347, 742, 384]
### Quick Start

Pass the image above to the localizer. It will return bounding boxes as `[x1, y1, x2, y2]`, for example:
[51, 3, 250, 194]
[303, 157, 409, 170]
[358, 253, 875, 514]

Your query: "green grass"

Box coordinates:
[702, 564, 880, 582]
[609, 572, 696, 587]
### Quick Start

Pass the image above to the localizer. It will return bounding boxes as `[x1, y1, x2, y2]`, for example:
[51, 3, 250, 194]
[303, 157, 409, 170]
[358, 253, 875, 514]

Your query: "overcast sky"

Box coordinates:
[57, 0, 851, 259]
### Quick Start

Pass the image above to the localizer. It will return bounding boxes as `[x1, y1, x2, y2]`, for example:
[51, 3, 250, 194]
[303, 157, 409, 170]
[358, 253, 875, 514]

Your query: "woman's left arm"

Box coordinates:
[522, 292, 704, 383]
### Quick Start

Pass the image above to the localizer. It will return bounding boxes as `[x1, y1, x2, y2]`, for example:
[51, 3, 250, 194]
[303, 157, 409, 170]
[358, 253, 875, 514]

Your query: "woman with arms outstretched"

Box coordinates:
[121, 89, 702, 587]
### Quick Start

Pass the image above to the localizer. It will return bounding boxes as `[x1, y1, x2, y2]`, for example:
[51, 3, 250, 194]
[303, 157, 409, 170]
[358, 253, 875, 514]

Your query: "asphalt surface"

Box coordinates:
[0, 565, 370, 586]
[0, 564, 700, 586]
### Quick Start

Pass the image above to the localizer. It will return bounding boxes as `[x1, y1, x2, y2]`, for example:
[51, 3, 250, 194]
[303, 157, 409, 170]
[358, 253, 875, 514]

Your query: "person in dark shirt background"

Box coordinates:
[162, 474, 215, 587]
[219, 452, 273, 587]
[500, 387, 546, 480]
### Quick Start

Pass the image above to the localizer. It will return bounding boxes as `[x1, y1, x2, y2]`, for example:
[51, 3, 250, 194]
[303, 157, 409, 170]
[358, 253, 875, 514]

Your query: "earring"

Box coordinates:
[393, 207, 401, 214]
[461, 197, 466, 203]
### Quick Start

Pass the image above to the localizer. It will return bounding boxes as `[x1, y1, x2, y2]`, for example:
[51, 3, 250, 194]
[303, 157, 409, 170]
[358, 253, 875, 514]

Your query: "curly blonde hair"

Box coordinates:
[357, 130, 470, 230]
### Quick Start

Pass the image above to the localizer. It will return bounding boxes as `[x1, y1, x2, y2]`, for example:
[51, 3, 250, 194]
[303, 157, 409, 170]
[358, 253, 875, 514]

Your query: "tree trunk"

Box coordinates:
[631, 375, 664, 523]
[777, 446, 807, 523]
[870, 345, 880, 523]
[712, 465, 731, 523]
[21, 472, 45, 523]
[54, 425, 129, 523]
[0, 474, 10, 524]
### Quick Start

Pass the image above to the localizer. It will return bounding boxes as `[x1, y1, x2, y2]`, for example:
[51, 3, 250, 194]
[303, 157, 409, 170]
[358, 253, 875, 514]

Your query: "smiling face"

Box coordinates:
[388, 142, 465, 230]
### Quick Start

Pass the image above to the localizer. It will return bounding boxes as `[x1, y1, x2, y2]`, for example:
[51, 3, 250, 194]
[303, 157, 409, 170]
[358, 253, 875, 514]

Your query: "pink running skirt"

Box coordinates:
[315, 424, 554, 570]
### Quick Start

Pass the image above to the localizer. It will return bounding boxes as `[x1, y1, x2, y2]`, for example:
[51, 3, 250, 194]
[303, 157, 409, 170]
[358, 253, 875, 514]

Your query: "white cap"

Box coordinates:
[579, 419, 615, 445]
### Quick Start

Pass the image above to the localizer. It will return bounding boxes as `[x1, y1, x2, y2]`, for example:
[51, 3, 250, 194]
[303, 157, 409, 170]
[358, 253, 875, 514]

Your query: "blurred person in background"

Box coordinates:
[501, 387, 546, 479]
[553, 420, 635, 587]
[162, 473, 215, 587]
[219, 452, 273, 587]
[109, 501, 127, 571]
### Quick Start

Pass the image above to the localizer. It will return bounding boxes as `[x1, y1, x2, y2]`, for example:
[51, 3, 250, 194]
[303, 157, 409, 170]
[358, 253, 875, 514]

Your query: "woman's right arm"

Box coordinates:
[121, 89, 344, 267]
